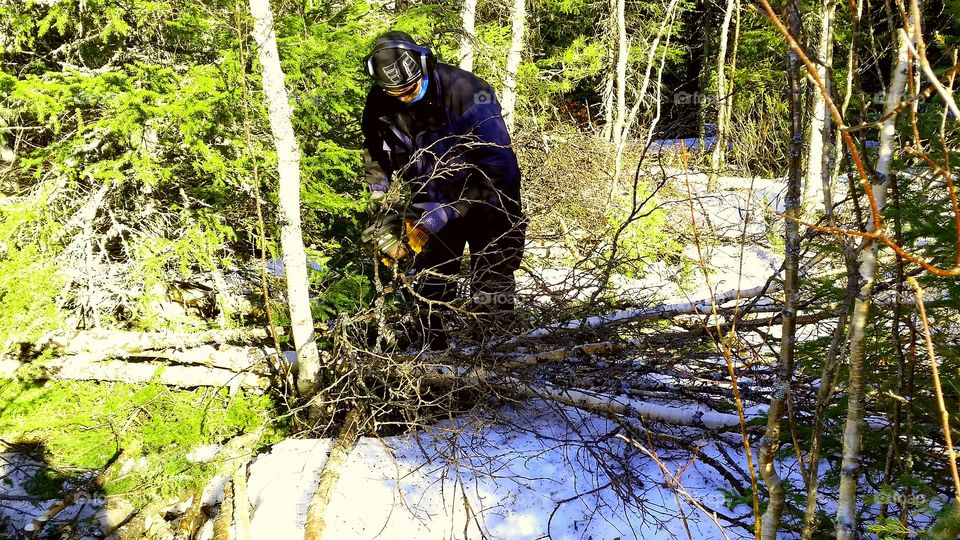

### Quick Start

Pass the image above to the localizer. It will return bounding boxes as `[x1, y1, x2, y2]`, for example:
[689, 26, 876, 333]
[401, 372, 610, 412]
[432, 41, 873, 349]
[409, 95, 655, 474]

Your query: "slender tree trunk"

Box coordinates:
[697, 1, 712, 151]
[722, 0, 739, 149]
[459, 0, 477, 72]
[800, 253, 858, 538]
[616, 0, 680, 178]
[801, 4, 860, 537]
[602, 68, 615, 142]
[249, 0, 323, 396]
[611, 0, 627, 148]
[501, 0, 526, 132]
[707, 0, 736, 192]
[640, 3, 677, 148]
[804, 0, 836, 212]
[835, 25, 914, 540]
[757, 3, 802, 536]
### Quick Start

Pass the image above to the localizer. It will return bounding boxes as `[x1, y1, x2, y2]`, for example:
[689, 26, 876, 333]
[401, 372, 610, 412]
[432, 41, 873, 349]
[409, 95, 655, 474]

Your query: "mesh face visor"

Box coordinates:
[365, 42, 429, 90]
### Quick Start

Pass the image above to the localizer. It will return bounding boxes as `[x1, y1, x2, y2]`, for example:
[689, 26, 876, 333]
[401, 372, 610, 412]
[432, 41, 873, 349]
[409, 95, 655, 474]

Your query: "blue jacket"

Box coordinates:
[361, 63, 523, 231]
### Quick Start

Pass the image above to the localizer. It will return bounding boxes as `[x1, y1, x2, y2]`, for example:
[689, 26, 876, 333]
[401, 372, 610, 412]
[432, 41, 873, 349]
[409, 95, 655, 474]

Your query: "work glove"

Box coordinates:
[367, 190, 387, 215]
[361, 211, 433, 267]
[412, 202, 459, 234]
[361, 212, 409, 265]
[405, 219, 429, 254]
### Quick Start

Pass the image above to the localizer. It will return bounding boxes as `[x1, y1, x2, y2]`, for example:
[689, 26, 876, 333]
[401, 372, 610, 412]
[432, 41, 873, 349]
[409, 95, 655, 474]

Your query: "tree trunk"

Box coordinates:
[804, 0, 836, 212]
[7, 355, 272, 392]
[697, 0, 712, 150]
[800, 253, 857, 538]
[601, 76, 614, 141]
[458, 0, 477, 72]
[248, 0, 323, 397]
[618, 0, 680, 177]
[611, 0, 628, 149]
[501, 0, 526, 132]
[303, 406, 364, 540]
[757, 3, 802, 535]
[707, 0, 736, 192]
[835, 25, 914, 540]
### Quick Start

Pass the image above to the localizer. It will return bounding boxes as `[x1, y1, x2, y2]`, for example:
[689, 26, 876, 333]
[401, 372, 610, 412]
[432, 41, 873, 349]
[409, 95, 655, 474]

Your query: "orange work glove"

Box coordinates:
[404, 219, 430, 254]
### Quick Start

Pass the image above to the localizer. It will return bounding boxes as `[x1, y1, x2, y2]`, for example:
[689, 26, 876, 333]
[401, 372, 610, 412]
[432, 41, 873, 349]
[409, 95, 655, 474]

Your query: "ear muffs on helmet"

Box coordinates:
[363, 40, 432, 89]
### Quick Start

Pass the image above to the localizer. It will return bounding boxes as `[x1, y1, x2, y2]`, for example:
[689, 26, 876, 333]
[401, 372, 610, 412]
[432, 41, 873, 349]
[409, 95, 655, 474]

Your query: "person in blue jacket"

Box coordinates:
[361, 31, 525, 349]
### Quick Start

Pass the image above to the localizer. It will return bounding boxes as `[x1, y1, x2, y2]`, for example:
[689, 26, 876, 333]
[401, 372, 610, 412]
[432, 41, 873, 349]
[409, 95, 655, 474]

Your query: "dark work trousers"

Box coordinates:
[407, 206, 525, 349]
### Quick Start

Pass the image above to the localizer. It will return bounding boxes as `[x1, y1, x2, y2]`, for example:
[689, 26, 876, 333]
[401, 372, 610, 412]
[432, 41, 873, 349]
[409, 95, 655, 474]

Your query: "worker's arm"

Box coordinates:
[360, 93, 393, 208]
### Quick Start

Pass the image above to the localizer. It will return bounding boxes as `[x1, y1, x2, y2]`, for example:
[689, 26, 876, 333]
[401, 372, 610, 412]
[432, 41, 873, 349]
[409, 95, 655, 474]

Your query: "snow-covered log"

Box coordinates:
[527, 284, 779, 337]
[304, 406, 363, 540]
[4, 356, 270, 392]
[417, 364, 759, 430]
[36, 328, 268, 356]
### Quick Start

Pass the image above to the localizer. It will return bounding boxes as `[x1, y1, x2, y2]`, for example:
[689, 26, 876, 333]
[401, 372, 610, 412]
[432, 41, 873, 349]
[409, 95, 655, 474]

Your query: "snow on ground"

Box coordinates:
[520, 170, 788, 309]
[0, 452, 102, 536]
[246, 399, 761, 540]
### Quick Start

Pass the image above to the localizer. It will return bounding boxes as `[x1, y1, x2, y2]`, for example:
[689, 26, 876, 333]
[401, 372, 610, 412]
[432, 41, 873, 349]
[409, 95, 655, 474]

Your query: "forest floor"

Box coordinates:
[237, 170, 800, 540]
[0, 171, 946, 539]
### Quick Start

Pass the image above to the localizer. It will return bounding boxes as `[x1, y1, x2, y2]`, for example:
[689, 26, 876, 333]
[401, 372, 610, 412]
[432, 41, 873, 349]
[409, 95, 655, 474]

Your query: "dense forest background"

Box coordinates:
[2, 0, 960, 538]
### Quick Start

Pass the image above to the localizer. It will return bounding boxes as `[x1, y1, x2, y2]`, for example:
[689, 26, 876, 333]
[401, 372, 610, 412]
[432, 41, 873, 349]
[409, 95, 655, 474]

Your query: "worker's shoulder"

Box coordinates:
[434, 63, 497, 116]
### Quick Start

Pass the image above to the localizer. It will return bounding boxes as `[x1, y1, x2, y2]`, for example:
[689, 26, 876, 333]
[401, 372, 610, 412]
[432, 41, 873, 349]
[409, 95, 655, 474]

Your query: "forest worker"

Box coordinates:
[360, 31, 525, 350]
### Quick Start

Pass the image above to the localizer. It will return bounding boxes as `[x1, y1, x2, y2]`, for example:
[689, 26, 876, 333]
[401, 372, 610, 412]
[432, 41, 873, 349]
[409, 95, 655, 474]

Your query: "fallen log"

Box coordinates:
[498, 341, 628, 369]
[35, 328, 269, 357]
[415, 363, 761, 431]
[232, 461, 251, 540]
[402, 341, 630, 370]
[526, 284, 781, 338]
[213, 479, 233, 540]
[4, 356, 270, 393]
[303, 405, 364, 540]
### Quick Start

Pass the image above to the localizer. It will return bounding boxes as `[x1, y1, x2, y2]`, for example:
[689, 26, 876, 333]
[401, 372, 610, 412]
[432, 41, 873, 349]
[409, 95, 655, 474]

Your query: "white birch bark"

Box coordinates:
[249, 0, 323, 396]
[601, 69, 615, 141]
[459, 0, 477, 72]
[804, 0, 836, 213]
[4, 356, 271, 392]
[707, 0, 736, 192]
[611, 0, 627, 148]
[501, 0, 526, 132]
[835, 27, 914, 539]
[418, 365, 759, 430]
[616, 0, 680, 180]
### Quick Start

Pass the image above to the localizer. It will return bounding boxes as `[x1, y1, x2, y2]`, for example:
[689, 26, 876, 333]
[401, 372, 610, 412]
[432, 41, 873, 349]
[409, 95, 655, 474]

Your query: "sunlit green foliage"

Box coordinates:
[0, 379, 281, 506]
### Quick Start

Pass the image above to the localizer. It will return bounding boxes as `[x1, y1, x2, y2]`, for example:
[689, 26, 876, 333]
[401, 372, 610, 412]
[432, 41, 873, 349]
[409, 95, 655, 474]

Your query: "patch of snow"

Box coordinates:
[246, 401, 758, 539]
[187, 444, 221, 464]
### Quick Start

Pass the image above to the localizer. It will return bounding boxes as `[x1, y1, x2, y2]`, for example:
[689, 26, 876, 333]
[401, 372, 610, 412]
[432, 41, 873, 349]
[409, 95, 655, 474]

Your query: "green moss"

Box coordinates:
[0, 379, 285, 506]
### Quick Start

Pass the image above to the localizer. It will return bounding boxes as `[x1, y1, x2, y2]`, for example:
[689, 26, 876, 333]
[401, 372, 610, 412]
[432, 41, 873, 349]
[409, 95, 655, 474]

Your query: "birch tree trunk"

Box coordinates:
[602, 67, 615, 142]
[721, 0, 740, 150]
[707, 0, 736, 192]
[804, 0, 836, 212]
[835, 25, 914, 540]
[501, 0, 526, 133]
[611, 0, 627, 148]
[249, 0, 323, 396]
[615, 0, 680, 181]
[802, 4, 859, 537]
[459, 0, 477, 72]
[697, 0, 712, 151]
[757, 3, 802, 536]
